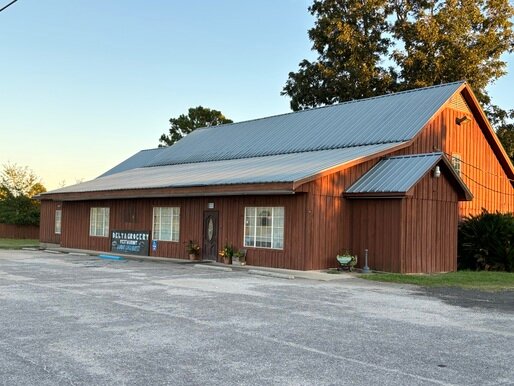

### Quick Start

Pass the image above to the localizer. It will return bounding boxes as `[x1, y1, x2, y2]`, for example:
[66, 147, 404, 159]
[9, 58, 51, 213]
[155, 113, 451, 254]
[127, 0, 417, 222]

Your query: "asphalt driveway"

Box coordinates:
[0, 250, 512, 386]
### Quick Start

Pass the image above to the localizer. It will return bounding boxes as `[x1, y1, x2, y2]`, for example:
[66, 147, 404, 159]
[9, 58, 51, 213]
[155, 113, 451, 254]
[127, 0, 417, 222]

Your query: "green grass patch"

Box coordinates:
[0, 238, 39, 249]
[360, 271, 514, 291]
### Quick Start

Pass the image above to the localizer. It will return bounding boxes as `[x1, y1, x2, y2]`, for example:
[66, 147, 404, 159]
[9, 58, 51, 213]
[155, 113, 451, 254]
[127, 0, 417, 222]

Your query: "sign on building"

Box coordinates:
[111, 230, 150, 256]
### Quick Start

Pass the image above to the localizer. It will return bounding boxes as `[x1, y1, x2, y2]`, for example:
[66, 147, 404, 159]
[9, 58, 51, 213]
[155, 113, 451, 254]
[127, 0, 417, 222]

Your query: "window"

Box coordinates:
[451, 153, 462, 176]
[89, 207, 110, 237]
[244, 207, 284, 249]
[55, 209, 62, 234]
[152, 207, 180, 242]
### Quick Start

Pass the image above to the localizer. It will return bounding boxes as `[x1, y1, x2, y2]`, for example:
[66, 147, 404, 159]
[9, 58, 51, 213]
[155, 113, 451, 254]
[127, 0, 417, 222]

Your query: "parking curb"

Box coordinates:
[194, 264, 232, 272]
[248, 269, 295, 280]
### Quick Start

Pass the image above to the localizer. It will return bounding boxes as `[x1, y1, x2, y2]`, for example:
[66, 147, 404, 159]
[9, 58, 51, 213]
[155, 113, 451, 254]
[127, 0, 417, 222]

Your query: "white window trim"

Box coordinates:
[54, 209, 62, 235]
[152, 207, 180, 242]
[451, 153, 462, 176]
[89, 207, 110, 237]
[243, 207, 284, 250]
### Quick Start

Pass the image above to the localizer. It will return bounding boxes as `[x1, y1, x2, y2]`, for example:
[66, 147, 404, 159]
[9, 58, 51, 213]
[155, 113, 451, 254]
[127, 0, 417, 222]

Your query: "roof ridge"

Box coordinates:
[140, 147, 165, 152]
[145, 141, 407, 168]
[196, 81, 466, 131]
[386, 152, 444, 159]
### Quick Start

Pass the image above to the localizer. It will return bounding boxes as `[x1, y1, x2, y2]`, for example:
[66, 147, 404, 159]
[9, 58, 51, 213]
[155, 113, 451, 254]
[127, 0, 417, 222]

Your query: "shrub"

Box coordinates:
[458, 210, 514, 272]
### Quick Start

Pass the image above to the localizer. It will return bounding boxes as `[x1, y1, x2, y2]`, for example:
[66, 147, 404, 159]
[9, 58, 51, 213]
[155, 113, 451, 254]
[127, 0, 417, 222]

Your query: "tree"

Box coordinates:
[282, 0, 397, 110]
[391, 0, 514, 106]
[283, 0, 514, 110]
[0, 163, 45, 198]
[0, 163, 46, 226]
[159, 106, 233, 147]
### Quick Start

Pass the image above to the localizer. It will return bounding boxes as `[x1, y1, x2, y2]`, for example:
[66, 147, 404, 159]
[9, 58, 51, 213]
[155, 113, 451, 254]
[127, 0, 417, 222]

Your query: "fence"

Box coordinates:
[0, 224, 39, 239]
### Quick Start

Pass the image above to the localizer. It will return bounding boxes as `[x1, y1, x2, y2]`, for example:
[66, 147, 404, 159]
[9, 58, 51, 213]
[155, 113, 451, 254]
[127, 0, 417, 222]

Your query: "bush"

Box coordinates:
[0, 194, 41, 226]
[458, 210, 514, 272]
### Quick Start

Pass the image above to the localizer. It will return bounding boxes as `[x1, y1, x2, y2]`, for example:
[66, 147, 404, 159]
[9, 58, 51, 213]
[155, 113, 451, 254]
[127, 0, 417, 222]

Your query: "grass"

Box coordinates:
[0, 238, 39, 249]
[360, 271, 514, 291]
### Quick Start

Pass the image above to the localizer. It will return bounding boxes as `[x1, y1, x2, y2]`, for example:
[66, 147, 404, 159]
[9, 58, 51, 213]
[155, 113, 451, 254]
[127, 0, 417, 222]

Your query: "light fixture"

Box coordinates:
[456, 115, 471, 125]
[433, 165, 441, 178]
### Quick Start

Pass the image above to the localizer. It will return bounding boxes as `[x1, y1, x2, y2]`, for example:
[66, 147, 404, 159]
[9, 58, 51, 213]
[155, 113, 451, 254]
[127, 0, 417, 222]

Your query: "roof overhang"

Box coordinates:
[39, 182, 296, 202]
[343, 153, 473, 201]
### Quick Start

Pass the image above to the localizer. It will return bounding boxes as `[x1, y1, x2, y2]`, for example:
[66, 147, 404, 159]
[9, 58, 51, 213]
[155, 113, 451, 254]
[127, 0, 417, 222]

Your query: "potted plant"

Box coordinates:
[219, 244, 234, 265]
[336, 250, 357, 271]
[186, 240, 201, 261]
[232, 249, 247, 266]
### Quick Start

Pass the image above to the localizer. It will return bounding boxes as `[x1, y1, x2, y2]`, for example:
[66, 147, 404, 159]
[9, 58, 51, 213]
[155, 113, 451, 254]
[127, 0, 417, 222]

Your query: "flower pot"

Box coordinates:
[189, 254, 200, 261]
[223, 257, 231, 265]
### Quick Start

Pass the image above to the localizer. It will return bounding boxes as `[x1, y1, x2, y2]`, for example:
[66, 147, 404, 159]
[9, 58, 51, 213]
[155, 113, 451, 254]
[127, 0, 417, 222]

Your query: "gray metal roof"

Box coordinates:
[346, 153, 444, 193]
[98, 148, 165, 178]
[148, 82, 464, 167]
[46, 143, 405, 195]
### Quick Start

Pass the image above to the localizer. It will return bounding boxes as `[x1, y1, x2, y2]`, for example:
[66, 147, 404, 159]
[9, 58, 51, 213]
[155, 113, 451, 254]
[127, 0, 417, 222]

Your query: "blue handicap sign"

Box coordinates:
[151, 240, 158, 252]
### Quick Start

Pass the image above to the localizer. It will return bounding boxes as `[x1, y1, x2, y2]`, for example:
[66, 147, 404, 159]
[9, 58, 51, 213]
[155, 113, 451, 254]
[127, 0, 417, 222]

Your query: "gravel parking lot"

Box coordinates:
[0, 250, 512, 386]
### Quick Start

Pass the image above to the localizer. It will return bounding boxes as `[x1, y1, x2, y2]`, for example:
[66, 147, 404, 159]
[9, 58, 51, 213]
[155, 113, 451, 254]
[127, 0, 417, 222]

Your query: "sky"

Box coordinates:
[1, 0, 513, 190]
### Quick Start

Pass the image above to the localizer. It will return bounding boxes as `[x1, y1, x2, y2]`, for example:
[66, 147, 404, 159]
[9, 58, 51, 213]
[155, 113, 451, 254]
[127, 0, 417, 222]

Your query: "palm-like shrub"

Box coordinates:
[458, 210, 514, 272]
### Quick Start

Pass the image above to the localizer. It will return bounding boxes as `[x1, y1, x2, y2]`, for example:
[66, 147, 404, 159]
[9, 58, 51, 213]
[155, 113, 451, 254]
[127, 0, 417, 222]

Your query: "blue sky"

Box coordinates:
[1, 0, 513, 190]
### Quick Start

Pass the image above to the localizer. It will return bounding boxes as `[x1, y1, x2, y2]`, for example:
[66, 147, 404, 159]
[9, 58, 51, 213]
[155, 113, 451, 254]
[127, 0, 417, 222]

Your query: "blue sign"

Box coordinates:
[152, 239, 158, 252]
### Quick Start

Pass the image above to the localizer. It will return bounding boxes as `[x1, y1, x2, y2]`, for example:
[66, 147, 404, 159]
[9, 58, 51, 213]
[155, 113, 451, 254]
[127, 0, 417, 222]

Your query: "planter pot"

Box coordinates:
[189, 254, 200, 261]
[223, 257, 231, 265]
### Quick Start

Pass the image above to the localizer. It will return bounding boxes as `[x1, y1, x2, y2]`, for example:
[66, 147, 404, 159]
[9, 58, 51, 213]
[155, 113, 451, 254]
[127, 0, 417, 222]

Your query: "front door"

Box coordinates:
[203, 211, 219, 260]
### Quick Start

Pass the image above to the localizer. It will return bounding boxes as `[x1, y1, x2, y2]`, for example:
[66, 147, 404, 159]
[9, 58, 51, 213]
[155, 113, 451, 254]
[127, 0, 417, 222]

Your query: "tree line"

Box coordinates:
[0, 164, 46, 226]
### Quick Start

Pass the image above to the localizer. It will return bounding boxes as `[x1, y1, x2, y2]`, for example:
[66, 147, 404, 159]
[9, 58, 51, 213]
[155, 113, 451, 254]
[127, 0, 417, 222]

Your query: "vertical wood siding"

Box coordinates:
[39, 201, 61, 244]
[60, 195, 308, 270]
[349, 172, 459, 273]
[349, 199, 403, 272]
[443, 107, 514, 216]
[298, 162, 378, 270]
[0, 223, 39, 239]
[402, 172, 460, 273]
[390, 106, 513, 216]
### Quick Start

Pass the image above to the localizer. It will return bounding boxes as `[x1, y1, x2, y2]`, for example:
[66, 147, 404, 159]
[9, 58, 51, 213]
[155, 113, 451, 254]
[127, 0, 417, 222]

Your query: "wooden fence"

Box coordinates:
[0, 224, 39, 239]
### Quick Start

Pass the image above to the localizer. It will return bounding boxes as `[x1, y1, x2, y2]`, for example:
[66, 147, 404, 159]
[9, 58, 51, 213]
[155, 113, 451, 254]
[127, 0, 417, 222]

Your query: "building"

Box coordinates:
[38, 82, 514, 273]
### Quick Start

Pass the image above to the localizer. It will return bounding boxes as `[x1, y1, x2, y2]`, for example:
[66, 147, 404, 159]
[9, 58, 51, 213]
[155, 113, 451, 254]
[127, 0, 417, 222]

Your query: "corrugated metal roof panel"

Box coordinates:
[346, 153, 443, 193]
[148, 82, 463, 166]
[45, 142, 405, 195]
[98, 148, 165, 178]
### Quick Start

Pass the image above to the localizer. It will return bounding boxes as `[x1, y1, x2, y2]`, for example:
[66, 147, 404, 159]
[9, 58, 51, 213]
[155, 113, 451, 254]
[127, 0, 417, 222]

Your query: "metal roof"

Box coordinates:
[148, 82, 464, 167]
[46, 143, 405, 194]
[98, 148, 165, 178]
[346, 153, 452, 194]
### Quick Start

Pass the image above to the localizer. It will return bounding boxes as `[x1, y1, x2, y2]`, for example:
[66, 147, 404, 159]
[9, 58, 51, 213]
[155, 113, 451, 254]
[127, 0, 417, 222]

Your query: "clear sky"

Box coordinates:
[1, 0, 513, 190]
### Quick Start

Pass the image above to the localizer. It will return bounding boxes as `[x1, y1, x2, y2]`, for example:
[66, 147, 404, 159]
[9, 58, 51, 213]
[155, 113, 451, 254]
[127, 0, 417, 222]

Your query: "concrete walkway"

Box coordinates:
[43, 246, 356, 282]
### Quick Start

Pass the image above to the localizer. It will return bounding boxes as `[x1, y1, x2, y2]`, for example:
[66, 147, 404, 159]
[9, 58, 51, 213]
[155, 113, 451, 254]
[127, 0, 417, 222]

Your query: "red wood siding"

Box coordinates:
[60, 195, 308, 270]
[349, 199, 403, 272]
[298, 160, 383, 269]
[39, 201, 61, 244]
[402, 172, 460, 273]
[349, 172, 459, 273]
[443, 107, 514, 216]
[0, 223, 39, 239]
[389, 106, 513, 216]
